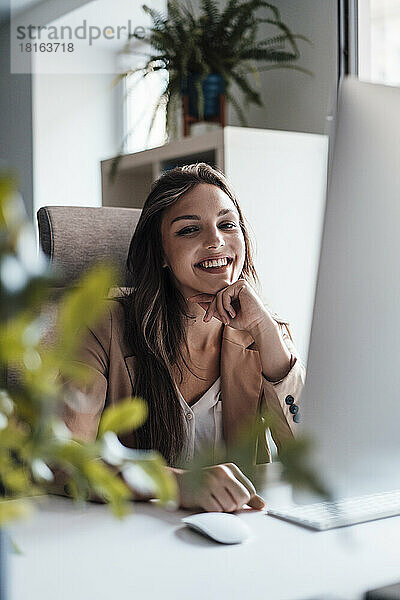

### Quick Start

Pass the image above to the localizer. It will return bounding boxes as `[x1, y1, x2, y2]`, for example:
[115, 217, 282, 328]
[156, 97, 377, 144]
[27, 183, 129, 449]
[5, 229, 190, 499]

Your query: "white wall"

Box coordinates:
[33, 71, 121, 212]
[229, 0, 338, 136]
[0, 1, 98, 221]
[0, 18, 34, 220]
[31, 0, 166, 214]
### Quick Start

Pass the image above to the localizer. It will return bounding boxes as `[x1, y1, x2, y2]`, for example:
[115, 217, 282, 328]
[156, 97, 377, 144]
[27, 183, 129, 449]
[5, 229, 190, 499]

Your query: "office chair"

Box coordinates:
[37, 205, 142, 286]
[5, 206, 141, 389]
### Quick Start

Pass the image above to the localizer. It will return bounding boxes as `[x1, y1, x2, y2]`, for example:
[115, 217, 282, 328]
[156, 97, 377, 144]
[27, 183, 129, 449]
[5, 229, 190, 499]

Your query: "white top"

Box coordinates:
[176, 377, 225, 464]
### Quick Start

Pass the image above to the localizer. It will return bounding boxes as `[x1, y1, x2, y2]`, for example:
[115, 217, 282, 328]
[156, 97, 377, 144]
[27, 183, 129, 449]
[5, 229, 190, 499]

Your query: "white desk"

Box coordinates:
[8, 488, 400, 600]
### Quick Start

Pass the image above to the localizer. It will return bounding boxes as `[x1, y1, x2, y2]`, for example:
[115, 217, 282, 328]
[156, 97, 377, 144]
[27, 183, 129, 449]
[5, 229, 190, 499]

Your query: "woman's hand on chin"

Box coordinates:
[187, 279, 273, 334]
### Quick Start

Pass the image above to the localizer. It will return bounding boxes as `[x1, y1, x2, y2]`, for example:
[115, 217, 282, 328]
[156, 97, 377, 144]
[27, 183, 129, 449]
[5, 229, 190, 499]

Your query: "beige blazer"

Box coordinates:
[62, 299, 305, 465]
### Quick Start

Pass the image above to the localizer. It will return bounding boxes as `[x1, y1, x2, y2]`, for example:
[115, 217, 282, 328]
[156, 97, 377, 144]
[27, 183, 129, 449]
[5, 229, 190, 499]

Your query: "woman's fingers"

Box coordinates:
[216, 291, 231, 324]
[207, 472, 240, 512]
[199, 301, 228, 326]
[247, 494, 266, 510]
[203, 298, 217, 322]
[215, 282, 246, 323]
[226, 463, 257, 495]
[200, 493, 225, 513]
[187, 282, 246, 325]
[220, 465, 254, 509]
[205, 464, 265, 512]
[188, 292, 225, 324]
[204, 288, 233, 325]
[197, 301, 210, 312]
[222, 478, 251, 511]
[186, 293, 218, 323]
[225, 463, 266, 510]
[221, 290, 236, 319]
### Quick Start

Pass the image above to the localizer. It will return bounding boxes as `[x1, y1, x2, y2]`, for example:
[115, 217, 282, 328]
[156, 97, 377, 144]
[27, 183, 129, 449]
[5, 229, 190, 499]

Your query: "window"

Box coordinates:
[124, 69, 168, 154]
[358, 0, 400, 86]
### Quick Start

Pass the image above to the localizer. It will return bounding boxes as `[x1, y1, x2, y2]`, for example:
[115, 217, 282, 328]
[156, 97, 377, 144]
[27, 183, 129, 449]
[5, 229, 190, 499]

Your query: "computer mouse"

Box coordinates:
[181, 512, 250, 544]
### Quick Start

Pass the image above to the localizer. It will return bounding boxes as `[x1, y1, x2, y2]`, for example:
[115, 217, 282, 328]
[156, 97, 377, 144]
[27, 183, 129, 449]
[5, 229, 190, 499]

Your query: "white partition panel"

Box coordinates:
[224, 127, 328, 362]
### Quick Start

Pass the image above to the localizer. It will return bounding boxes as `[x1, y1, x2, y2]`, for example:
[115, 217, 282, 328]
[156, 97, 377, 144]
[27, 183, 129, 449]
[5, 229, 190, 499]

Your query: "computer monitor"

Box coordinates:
[299, 77, 400, 500]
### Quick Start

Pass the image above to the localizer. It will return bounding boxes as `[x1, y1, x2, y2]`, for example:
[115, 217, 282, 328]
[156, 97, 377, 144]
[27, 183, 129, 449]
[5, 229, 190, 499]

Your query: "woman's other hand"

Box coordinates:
[187, 279, 271, 334]
[174, 462, 266, 512]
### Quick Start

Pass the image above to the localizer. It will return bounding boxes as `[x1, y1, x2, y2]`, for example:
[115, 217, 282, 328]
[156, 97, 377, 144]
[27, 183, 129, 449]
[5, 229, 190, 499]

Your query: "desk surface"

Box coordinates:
[8, 488, 400, 600]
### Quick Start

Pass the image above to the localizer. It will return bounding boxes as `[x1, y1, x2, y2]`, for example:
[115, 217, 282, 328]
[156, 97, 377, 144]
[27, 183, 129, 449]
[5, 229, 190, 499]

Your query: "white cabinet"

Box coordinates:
[101, 126, 329, 361]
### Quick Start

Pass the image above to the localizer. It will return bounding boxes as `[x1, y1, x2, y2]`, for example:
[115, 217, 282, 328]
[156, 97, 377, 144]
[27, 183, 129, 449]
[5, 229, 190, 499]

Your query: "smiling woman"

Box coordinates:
[161, 184, 246, 298]
[62, 163, 306, 513]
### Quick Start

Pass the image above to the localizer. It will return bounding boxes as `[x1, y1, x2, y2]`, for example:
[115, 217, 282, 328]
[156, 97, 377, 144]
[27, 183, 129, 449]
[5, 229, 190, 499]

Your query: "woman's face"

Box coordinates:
[161, 183, 246, 298]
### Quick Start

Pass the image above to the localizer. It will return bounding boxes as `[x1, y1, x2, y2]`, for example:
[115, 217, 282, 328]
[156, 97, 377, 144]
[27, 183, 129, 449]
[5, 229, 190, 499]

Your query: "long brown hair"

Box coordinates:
[118, 163, 258, 466]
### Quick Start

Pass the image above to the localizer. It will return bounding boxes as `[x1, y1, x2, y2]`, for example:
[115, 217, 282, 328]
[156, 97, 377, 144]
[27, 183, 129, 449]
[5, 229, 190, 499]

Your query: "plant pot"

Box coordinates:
[181, 73, 225, 119]
[181, 73, 226, 136]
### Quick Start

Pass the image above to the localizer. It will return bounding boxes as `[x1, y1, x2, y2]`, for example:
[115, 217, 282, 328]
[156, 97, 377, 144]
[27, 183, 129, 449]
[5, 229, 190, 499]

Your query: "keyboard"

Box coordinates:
[267, 489, 400, 531]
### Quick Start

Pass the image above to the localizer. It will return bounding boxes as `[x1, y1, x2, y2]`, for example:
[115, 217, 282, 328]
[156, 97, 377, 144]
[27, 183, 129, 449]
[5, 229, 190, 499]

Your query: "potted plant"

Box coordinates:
[122, 0, 311, 138]
[0, 175, 178, 599]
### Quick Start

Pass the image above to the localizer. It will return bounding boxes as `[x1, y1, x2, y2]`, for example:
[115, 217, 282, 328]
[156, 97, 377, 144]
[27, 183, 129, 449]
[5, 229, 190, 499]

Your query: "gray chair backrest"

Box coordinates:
[37, 206, 142, 286]
[4, 206, 143, 389]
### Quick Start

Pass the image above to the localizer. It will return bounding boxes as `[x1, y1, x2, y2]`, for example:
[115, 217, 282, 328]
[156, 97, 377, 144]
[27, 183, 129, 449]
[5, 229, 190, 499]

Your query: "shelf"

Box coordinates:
[101, 129, 224, 208]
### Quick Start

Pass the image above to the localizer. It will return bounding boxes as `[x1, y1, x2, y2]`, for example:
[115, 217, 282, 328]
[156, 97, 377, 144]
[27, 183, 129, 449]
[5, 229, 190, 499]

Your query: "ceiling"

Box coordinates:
[1, 0, 95, 19]
[0, 0, 44, 17]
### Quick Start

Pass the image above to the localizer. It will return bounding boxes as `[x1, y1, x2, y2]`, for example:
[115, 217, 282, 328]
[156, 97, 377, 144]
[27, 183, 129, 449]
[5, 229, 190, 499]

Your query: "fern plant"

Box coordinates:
[122, 0, 311, 138]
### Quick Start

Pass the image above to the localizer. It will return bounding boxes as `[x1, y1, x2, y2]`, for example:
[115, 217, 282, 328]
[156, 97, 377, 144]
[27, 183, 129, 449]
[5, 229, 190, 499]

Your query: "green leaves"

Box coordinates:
[100, 432, 179, 508]
[260, 412, 331, 500]
[0, 176, 177, 524]
[127, 457, 178, 508]
[98, 397, 148, 437]
[56, 264, 117, 358]
[0, 499, 33, 526]
[278, 436, 331, 500]
[83, 460, 132, 519]
[172, 410, 330, 505]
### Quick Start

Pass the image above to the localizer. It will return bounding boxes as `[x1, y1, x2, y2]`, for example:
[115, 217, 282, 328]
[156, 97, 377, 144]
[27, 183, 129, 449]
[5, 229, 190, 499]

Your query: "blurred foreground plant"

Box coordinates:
[0, 175, 178, 525]
[179, 411, 331, 504]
